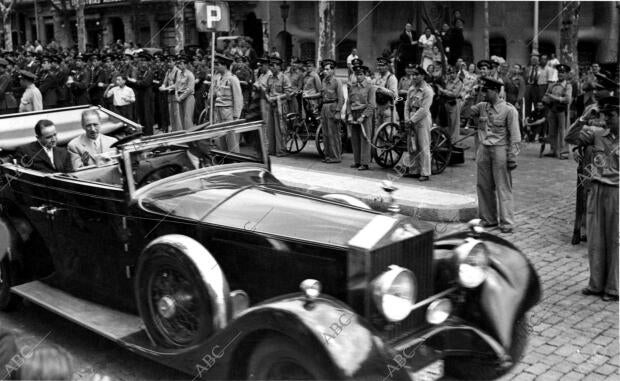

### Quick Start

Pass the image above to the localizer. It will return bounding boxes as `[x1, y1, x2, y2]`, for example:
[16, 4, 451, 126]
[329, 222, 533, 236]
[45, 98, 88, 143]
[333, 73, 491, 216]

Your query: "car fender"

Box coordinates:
[435, 232, 541, 349]
[197, 295, 411, 381]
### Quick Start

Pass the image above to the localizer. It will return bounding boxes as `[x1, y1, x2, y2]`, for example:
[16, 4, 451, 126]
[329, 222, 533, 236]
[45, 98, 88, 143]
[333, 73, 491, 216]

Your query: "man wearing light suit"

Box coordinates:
[67, 109, 117, 169]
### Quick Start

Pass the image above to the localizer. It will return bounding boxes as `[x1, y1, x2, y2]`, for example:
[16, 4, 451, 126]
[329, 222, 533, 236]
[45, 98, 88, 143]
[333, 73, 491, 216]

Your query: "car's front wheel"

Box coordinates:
[247, 336, 335, 380]
[443, 316, 530, 380]
[135, 245, 214, 348]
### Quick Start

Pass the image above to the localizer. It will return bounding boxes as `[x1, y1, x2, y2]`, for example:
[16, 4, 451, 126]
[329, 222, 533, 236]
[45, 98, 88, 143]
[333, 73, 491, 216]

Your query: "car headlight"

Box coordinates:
[372, 265, 416, 322]
[455, 238, 489, 288]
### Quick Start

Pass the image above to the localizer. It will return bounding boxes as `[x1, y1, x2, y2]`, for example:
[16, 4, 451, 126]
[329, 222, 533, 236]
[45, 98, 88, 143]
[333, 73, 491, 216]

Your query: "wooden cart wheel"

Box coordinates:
[430, 126, 452, 175]
[372, 122, 404, 168]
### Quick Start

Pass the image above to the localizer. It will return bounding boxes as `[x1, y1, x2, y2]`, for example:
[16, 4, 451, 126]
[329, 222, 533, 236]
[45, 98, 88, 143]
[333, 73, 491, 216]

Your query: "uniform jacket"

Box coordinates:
[0, 72, 11, 112]
[405, 81, 434, 127]
[37, 70, 58, 108]
[210, 70, 243, 119]
[67, 133, 118, 169]
[16, 141, 73, 173]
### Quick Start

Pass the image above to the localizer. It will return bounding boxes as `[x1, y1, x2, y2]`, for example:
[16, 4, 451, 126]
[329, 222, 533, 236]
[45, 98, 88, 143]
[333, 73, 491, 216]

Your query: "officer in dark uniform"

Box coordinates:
[152, 53, 170, 132]
[88, 53, 107, 106]
[69, 54, 91, 105]
[37, 55, 58, 109]
[129, 52, 155, 135]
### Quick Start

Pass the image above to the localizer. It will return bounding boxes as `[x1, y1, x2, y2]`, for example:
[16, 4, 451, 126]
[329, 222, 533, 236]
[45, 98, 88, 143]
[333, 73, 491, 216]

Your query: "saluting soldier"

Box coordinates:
[68, 54, 91, 106]
[399, 65, 434, 181]
[543, 63, 572, 159]
[470, 77, 521, 233]
[129, 52, 155, 135]
[210, 53, 243, 151]
[373, 56, 398, 126]
[265, 56, 292, 156]
[320, 58, 345, 163]
[159, 55, 183, 131]
[87, 53, 107, 106]
[37, 55, 58, 109]
[437, 66, 464, 142]
[347, 64, 375, 170]
[119, 53, 137, 81]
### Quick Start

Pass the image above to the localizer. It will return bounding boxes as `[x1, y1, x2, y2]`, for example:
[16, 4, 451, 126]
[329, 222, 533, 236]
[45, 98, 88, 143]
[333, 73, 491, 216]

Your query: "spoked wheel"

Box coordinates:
[285, 114, 310, 153]
[372, 122, 404, 168]
[314, 123, 326, 158]
[136, 246, 213, 348]
[430, 126, 453, 175]
[247, 336, 335, 380]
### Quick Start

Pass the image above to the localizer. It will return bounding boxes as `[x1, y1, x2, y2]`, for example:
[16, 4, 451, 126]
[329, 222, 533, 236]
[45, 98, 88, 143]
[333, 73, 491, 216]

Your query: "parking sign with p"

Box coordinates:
[195, 1, 230, 32]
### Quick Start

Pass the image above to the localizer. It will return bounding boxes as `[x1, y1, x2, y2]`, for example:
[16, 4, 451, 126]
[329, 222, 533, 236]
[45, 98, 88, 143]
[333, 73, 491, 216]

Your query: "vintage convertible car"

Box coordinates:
[0, 106, 541, 380]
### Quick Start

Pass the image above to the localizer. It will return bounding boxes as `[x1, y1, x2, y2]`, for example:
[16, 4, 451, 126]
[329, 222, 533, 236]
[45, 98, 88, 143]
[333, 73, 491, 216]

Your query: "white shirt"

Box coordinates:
[346, 54, 358, 66]
[547, 58, 559, 83]
[106, 85, 135, 106]
[40, 143, 54, 168]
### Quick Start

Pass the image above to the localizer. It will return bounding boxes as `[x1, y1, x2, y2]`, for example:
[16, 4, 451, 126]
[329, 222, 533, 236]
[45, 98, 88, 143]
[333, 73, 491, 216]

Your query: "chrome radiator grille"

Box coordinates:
[368, 230, 435, 342]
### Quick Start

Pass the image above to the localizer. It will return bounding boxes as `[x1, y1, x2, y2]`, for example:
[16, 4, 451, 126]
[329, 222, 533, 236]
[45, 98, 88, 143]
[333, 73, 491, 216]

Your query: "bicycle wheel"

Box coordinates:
[430, 126, 453, 175]
[285, 114, 310, 153]
[315, 123, 325, 158]
[372, 122, 404, 168]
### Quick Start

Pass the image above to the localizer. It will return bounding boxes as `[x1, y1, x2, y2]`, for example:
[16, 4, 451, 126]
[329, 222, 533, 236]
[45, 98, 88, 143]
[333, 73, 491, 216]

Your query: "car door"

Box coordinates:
[43, 172, 133, 309]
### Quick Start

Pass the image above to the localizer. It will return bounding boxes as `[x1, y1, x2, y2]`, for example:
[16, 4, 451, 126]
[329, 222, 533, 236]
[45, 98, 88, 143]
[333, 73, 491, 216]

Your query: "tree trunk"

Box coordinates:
[76, 0, 86, 51]
[483, 1, 489, 58]
[560, 1, 580, 76]
[53, 10, 74, 49]
[317, 0, 336, 64]
[173, 0, 185, 54]
[2, 14, 11, 51]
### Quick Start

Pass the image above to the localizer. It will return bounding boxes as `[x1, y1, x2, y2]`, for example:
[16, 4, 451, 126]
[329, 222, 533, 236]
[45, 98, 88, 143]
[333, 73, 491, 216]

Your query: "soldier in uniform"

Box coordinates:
[398, 65, 434, 181]
[0, 58, 13, 114]
[300, 58, 322, 118]
[119, 53, 137, 81]
[346, 64, 375, 170]
[320, 58, 344, 163]
[470, 77, 521, 233]
[210, 54, 243, 151]
[87, 53, 106, 106]
[151, 53, 169, 132]
[566, 96, 619, 301]
[285, 57, 303, 115]
[175, 55, 196, 130]
[56, 56, 70, 108]
[373, 57, 398, 127]
[68, 54, 91, 106]
[397, 62, 415, 121]
[543, 63, 572, 159]
[232, 55, 253, 117]
[437, 66, 464, 142]
[129, 52, 155, 135]
[265, 56, 292, 156]
[159, 55, 182, 131]
[37, 55, 58, 109]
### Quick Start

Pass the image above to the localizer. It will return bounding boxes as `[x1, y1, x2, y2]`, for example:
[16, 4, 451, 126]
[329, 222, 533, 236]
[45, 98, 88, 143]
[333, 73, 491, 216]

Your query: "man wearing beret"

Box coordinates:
[18, 70, 43, 112]
[210, 53, 243, 151]
[347, 64, 375, 170]
[373, 56, 399, 127]
[265, 56, 293, 156]
[0, 58, 11, 114]
[400, 65, 434, 181]
[470, 77, 521, 233]
[320, 58, 344, 163]
[543, 63, 572, 159]
[566, 96, 619, 301]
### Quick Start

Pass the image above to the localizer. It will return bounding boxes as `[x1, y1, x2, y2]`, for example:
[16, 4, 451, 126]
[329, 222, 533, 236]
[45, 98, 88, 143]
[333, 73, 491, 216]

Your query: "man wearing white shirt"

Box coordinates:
[346, 48, 359, 74]
[105, 74, 136, 120]
[546, 54, 559, 83]
[67, 110, 118, 169]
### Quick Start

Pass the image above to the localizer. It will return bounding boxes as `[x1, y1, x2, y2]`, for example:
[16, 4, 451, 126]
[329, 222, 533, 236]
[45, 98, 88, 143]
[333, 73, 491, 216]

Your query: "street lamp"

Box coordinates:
[280, 1, 290, 32]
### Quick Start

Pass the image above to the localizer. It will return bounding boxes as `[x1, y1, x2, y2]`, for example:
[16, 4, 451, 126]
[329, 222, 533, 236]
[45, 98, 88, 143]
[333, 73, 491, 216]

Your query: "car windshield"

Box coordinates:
[128, 128, 265, 190]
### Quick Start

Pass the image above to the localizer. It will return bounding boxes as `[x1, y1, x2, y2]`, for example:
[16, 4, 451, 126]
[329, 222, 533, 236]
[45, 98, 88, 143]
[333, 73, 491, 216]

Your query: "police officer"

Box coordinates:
[265, 56, 292, 156]
[37, 55, 58, 109]
[437, 66, 464, 142]
[320, 58, 344, 163]
[69, 54, 90, 105]
[87, 53, 106, 106]
[400, 65, 433, 181]
[543, 63, 572, 159]
[152, 53, 170, 132]
[210, 53, 243, 151]
[129, 52, 155, 135]
[373, 56, 398, 126]
[470, 77, 521, 233]
[347, 64, 375, 170]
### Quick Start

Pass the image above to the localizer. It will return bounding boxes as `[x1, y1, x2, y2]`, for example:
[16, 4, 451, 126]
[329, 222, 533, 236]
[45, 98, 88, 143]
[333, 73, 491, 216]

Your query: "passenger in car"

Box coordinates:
[15, 119, 73, 173]
[67, 109, 118, 169]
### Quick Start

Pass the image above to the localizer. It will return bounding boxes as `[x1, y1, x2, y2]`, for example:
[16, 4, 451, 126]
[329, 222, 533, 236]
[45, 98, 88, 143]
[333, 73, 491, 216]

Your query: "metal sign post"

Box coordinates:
[195, 1, 230, 126]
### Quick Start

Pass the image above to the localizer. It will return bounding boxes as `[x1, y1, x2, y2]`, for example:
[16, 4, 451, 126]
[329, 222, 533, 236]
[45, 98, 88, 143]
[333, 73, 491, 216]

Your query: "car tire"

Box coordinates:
[443, 316, 530, 380]
[0, 257, 19, 311]
[135, 245, 214, 348]
[246, 336, 335, 380]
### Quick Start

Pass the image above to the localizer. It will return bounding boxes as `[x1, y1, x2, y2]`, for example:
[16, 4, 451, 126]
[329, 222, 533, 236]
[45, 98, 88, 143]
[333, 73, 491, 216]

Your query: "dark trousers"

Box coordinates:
[116, 104, 135, 121]
[524, 84, 546, 117]
[136, 90, 154, 135]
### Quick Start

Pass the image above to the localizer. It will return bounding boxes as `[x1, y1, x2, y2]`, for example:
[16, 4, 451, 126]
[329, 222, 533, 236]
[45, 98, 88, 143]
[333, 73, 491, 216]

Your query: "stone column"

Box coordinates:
[25, 16, 33, 43]
[262, 20, 269, 55]
[173, 0, 185, 54]
[148, 14, 159, 48]
[122, 14, 135, 44]
[356, 0, 374, 65]
[316, 0, 335, 64]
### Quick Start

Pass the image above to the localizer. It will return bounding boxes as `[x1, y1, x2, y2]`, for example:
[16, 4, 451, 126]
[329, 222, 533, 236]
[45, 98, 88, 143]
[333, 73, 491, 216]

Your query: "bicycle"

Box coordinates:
[371, 97, 453, 175]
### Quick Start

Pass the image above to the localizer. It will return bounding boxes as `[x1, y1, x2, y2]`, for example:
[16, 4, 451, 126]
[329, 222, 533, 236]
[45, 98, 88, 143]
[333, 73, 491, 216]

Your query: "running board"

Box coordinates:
[11, 281, 144, 342]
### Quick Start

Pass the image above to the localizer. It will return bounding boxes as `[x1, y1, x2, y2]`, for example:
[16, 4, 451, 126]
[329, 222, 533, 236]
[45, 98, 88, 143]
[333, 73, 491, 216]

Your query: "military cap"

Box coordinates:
[352, 64, 368, 74]
[176, 54, 191, 63]
[269, 56, 283, 65]
[476, 59, 492, 69]
[405, 62, 416, 70]
[257, 56, 269, 65]
[138, 52, 152, 61]
[351, 58, 363, 67]
[556, 64, 571, 73]
[410, 64, 427, 77]
[598, 96, 619, 114]
[594, 73, 619, 91]
[18, 70, 37, 81]
[320, 58, 336, 68]
[479, 76, 503, 91]
[0, 58, 8, 67]
[239, 55, 249, 62]
[302, 57, 315, 65]
[376, 57, 390, 66]
[214, 53, 233, 65]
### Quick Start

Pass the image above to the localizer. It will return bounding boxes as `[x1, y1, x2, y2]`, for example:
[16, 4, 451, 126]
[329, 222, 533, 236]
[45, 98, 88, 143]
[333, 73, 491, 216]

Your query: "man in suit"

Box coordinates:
[16, 119, 73, 173]
[67, 109, 118, 169]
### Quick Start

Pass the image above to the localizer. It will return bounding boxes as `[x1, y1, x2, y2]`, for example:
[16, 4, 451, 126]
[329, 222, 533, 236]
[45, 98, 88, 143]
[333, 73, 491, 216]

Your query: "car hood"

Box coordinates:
[139, 168, 379, 247]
